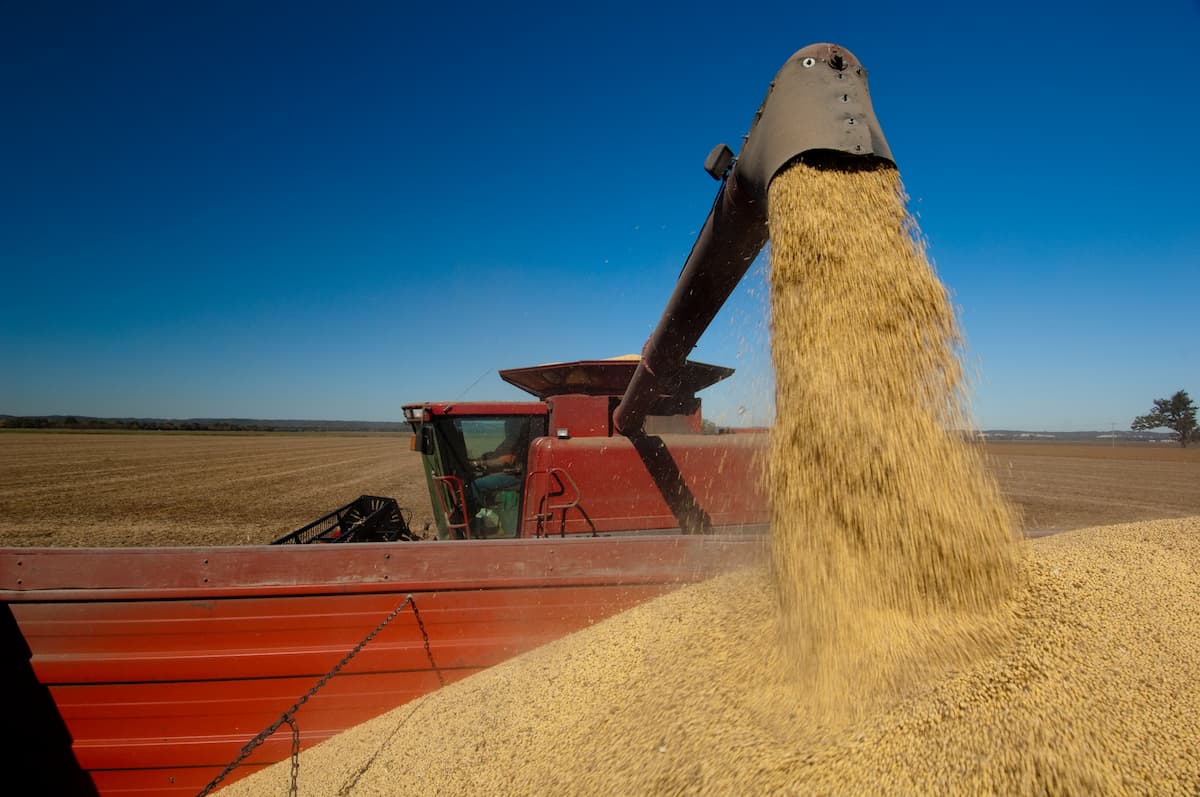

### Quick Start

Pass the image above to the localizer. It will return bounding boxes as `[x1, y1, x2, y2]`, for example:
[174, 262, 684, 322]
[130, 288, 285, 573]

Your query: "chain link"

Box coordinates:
[195, 593, 442, 797]
[286, 716, 300, 797]
[410, 597, 444, 687]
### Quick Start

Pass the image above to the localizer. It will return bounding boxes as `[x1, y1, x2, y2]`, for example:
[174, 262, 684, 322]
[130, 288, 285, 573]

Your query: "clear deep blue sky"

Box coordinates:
[2, 1, 1197, 430]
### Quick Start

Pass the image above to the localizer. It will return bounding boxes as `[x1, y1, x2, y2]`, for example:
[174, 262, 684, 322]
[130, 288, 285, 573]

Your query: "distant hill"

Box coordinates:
[0, 415, 410, 432]
[979, 429, 1176, 442]
[0, 416, 1180, 441]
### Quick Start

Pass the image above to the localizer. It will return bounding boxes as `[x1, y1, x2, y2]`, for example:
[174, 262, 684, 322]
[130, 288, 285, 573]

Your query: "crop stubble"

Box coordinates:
[1, 436, 1195, 549]
[0, 432, 431, 547]
[985, 441, 1200, 532]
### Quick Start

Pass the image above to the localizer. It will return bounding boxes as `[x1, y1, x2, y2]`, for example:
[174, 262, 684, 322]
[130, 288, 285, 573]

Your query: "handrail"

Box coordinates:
[523, 467, 596, 538]
[433, 475, 471, 539]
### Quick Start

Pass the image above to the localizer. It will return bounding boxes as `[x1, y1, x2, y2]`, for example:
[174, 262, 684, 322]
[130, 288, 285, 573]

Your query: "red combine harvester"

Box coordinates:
[403, 357, 767, 542]
[0, 43, 892, 796]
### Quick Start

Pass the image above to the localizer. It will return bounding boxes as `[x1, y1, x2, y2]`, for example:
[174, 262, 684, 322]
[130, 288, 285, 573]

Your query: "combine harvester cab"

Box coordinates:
[405, 358, 768, 541]
[0, 42, 893, 796]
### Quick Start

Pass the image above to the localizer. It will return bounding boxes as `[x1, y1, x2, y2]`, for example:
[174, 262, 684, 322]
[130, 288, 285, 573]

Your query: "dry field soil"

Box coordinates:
[0, 432, 431, 547]
[1, 433, 1197, 547]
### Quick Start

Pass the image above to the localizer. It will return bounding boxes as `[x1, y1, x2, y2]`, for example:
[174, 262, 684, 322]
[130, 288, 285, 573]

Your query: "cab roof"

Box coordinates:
[498, 358, 733, 400]
[402, 401, 547, 420]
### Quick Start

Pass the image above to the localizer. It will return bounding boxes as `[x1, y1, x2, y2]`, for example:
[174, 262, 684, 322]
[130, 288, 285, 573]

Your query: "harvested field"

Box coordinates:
[984, 441, 1200, 533]
[1, 434, 1197, 547]
[0, 432, 429, 547]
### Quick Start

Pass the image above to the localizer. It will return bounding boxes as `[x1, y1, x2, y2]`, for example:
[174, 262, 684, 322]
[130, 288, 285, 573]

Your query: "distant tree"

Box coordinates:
[1131, 389, 1197, 448]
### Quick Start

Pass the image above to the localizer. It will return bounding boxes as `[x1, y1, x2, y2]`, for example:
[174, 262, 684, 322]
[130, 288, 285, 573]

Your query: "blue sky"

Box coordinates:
[2, 1, 1197, 430]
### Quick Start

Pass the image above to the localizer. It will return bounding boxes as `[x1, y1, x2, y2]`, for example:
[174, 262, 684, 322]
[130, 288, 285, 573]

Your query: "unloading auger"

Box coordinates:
[613, 43, 895, 436]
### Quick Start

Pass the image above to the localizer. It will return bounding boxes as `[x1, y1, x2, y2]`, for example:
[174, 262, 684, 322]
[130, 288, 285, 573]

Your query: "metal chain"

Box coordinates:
[195, 593, 442, 797]
[286, 716, 300, 797]
[410, 597, 444, 687]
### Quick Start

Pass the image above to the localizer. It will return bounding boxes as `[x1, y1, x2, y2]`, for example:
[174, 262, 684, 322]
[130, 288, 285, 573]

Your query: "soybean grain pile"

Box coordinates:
[222, 518, 1200, 796]
[222, 163, 1200, 795]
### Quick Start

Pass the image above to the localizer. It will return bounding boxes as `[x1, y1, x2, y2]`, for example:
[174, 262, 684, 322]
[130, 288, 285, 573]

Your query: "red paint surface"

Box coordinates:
[2, 535, 764, 795]
[405, 401, 548, 419]
[523, 433, 769, 536]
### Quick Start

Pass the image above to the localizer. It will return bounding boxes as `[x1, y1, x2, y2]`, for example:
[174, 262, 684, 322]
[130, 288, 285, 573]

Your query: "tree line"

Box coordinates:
[1132, 390, 1197, 448]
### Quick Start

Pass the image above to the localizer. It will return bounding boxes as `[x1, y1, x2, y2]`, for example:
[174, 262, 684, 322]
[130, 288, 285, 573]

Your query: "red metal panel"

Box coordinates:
[18, 585, 669, 682]
[523, 434, 769, 535]
[1, 535, 764, 796]
[2, 534, 760, 598]
[64, 669, 482, 770]
[90, 764, 269, 797]
[547, 394, 611, 437]
[414, 401, 548, 417]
